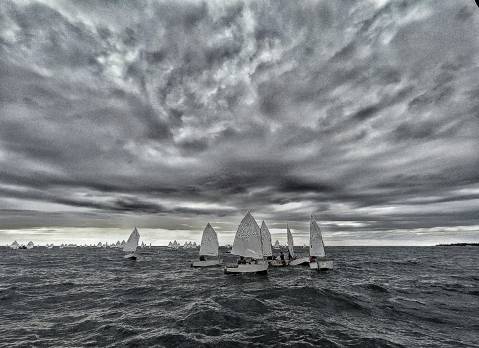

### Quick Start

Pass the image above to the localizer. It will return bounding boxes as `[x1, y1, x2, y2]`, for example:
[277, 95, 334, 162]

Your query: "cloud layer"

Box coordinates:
[0, 0, 478, 244]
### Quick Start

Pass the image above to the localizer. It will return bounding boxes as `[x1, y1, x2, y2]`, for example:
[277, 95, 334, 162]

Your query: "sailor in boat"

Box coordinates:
[280, 251, 285, 265]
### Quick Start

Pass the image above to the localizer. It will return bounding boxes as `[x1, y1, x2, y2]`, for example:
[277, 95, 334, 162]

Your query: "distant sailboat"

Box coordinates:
[123, 227, 140, 260]
[264, 221, 286, 267]
[309, 216, 333, 271]
[289, 224, 310, 266]
[26, 241, 34, 249]
[47, 244, 54, 249]
[287, 225, 294, 259]
[10, 241, 19, 250]
[260, 221, 273, 260]
[172, 240, 179, 250]
[224, 212, 268, 274]
[192, 223, 221, 267]
[273, 240, 281, 249]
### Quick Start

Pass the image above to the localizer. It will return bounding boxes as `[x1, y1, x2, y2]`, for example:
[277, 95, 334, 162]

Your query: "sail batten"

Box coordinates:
[199, 223, 219, 257]
[287, 225, 295, 258]
[123, 227, 140, 253]
[310, 217, 325, 257]
[231, 212, 263, 259]
[260, 221, 273, 257]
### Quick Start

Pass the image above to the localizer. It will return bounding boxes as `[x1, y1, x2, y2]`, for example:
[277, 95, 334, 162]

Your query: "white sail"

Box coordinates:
[10, 241, 19, 249]
[310, 217, 325, 257]
[199, 223, 219, 257]
[274, 240, 280, 248]
[260, 221, 272, 257]
[231, 212, 263, 259]
[27, 241, 34, 249]
[123, 227, 140, 253]
[287, 225, 295, 258]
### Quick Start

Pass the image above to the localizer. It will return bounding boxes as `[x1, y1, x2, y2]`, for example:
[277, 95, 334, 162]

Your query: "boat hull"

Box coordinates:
[191, 259, 222, 267]
[289, 257, 309, 266]
[124, 253, 137, 260]
[224, 263, 268, 274]
[309, 260, 334, 270]
[318, 260, 334, 271]
[269, 260, 288, 267]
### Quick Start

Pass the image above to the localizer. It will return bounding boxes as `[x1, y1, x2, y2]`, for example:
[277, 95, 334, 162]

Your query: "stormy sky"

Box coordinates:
[1, 0, 478, 245]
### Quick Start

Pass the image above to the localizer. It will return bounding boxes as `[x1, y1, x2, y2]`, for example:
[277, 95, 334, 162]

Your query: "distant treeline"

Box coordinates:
[436, 243, 479, 246]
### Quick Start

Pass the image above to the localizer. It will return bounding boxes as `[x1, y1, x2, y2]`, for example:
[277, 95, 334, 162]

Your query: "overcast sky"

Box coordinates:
[0, 0, 478, 245]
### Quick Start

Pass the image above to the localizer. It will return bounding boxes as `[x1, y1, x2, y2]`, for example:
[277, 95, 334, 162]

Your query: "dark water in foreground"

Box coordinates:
[0, 246, 478, 347]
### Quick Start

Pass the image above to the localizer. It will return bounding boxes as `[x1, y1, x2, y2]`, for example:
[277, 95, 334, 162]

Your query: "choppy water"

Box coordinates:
[1, 246, 478, 347]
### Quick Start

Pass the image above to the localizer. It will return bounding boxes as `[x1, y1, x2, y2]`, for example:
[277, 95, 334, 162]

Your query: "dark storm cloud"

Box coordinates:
[0, 0, 478, 242]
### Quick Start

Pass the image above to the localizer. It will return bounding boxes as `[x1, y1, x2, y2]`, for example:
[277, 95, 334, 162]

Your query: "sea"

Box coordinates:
[0, 246, 478, 347]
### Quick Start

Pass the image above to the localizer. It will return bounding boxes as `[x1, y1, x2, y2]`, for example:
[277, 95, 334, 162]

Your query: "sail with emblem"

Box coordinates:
[260, 221, 272, 257]
[287, 225, 295, 258]
[123, 227, 140, 253]
[310, 217, 325, 257]
[231, 212, 263, 259]
[199, 223, 219, 257]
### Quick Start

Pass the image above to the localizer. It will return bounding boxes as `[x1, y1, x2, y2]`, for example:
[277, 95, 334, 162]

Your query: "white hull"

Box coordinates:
[309, 260, 334, 270]
[124, 253, 137, 260]
[318, 260, 333, 270]
[224, 263, 268, 274]
[269, 259, 288, 267]
[289, 257, 310, 266]
[191, 259, 222, 267]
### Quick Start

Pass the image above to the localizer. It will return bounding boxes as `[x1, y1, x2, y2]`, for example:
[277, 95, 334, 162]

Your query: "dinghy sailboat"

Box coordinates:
[10, 241, 19, 250]
[26, 241, 34, 249]
[260, 221, 273, 261]
[224, 212, 268, 274]
[309, 216, 333, 271]
[192, 223, 221, 267]
[123, 227, 140, 260]
[287, 225, 294, 259]
[289, 224, 309, 266]
[269, 223, 289, 267]
[273, 240, 281, 249]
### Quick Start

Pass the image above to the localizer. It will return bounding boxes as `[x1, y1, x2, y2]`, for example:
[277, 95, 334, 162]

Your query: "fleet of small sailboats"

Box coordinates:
[5, 213, 333, 274]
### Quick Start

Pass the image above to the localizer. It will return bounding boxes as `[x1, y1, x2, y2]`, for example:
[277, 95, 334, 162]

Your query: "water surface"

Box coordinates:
[1, 246, 478, 347]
